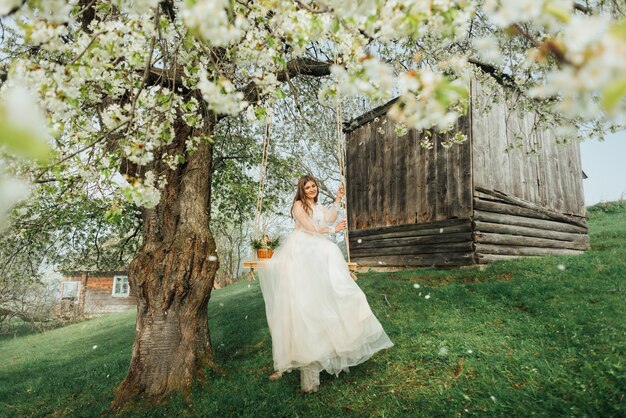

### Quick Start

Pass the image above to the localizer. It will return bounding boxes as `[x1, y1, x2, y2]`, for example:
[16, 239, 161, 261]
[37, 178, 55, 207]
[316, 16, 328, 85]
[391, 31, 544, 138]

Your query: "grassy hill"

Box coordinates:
[1, 202, 625, 417]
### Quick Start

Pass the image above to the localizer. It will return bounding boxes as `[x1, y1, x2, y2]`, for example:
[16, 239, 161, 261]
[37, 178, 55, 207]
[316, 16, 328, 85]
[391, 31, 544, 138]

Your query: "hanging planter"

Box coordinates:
[252, 235, 280, 260]
[256, 248, 274, 259]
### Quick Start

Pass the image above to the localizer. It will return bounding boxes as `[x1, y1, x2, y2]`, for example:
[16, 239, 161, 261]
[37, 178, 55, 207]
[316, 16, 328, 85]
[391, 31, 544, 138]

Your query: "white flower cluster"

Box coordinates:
[198, 68, 247, 116]
[389, 69, 468, 132]
[0, 0, 22, 15]
[123, 140, 156, 166]
[181, 0, 248, 47]
[0, 83, 51, 228]
[530, 16, 626, 118]
[472, 35, 503, 66]
[102, 103, 131, 131]
[484, 0, 547, 28]
[118, 0, 159, 16]
[330, 58, 395, 101]
[0, 174, 30, 230]
[483, 1, 626, 119]
[121, 171, 161, 209]
[328, 0, 377, 23]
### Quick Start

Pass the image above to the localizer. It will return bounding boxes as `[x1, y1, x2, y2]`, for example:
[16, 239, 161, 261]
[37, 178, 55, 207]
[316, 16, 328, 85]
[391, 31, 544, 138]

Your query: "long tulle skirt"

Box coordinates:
[258, 230, 393, 381]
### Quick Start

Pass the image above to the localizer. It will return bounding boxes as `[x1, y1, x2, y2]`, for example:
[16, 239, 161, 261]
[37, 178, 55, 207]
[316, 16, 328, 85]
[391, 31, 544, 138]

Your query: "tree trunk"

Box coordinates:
[112, 123, 219, 407]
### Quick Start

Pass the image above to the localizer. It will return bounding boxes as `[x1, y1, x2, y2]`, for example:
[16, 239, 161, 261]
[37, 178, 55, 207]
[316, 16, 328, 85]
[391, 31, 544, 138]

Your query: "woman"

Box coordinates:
[258, 175, 393, 393]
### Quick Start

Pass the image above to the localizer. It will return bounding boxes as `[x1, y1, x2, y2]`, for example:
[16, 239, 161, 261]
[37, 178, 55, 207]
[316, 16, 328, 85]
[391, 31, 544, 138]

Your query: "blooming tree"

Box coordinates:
[0, 0, 624, 407]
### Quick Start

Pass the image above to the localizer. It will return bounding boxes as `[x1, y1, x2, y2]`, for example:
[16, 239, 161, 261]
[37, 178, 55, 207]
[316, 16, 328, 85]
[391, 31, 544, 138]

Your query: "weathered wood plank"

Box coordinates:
[386, 118, 397, 225]
[474, 231, 589, 250]
[475, 243, 585, 257]
[446, 130, 460, 219]
[471, 79, 487, 190]
[350, 217, 470, 237]
[425, 131, 437, 223]
[406, 129, 419, 224]
[571, 140, 586, 216]
[473, 221, 589, 243]
[351, 240, 474, 257]
[459, 114, 473, 217]
[346, 130, 356, 230]
[395, 125, 407, 225]
[473, 209, 588, 234]
[354, 252, 476, 267]
[354, 253, 475, 267]
[381, 119, 391, 225]
[476, 253, 541, 263]
[474, 194, 587, 228]
[435, 134, 448, 221]
[417, 131, 428, 223]
[350, 222, 472, 243]
[368, 122, 378, 227]
[353, 231, 473, 250]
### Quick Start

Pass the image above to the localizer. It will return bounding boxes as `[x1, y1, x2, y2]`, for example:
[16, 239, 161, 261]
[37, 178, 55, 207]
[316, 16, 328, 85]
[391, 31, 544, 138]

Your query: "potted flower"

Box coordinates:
[252, 234, 280, 259]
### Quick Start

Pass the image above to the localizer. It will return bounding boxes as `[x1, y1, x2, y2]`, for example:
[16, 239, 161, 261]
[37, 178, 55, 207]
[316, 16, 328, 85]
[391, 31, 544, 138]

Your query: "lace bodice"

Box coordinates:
[293, 202, 337, 235]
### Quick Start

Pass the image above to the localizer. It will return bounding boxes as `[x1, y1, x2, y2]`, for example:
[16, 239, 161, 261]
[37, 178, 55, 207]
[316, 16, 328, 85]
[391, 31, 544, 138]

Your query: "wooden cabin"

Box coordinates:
[345, 80, 589, 267]
[56, 271, 135, 318]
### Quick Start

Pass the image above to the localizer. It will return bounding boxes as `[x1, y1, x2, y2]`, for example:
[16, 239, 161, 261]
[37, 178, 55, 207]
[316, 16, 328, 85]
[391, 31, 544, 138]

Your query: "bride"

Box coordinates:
[258, 175, 393, 393]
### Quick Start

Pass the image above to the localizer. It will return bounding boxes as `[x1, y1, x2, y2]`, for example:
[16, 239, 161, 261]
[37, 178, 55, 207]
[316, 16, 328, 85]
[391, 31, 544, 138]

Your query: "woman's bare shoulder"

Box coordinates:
[293, 200, 304, 208]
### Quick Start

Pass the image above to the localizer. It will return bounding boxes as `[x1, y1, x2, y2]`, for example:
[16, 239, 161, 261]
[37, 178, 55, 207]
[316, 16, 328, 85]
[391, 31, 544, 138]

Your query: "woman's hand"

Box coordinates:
[334, 219, 347, 233]
[335, 185, 345, 203]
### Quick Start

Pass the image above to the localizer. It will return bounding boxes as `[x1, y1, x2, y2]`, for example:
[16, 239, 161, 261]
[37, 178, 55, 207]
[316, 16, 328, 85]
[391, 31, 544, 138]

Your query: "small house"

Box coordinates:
[56, 271, 135, 318]
[345, 80, 589, 267]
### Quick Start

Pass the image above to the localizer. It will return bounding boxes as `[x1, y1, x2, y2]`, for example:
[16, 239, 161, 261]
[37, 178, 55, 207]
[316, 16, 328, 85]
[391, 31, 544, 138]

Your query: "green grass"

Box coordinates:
[1, 202, 625, 417]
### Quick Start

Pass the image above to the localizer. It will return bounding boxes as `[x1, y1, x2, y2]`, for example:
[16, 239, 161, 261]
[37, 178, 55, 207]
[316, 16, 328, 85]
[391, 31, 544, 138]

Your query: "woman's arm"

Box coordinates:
[324, 185, 344, 223]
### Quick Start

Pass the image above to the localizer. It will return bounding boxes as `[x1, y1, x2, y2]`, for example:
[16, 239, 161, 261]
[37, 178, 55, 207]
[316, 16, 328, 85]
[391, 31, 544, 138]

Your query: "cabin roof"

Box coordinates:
[343, 97, 399, 134]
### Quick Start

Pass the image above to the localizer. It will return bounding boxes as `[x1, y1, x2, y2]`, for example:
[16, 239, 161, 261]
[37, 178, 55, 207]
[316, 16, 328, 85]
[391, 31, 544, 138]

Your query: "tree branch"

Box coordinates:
[241, 58, 332, 105]
[573, 2, 592, 14]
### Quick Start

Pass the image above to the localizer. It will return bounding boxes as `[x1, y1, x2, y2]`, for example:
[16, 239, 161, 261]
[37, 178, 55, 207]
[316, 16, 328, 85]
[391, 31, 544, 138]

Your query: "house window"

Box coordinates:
[112, 275, 129, 297]
[62, 281, 80, 299]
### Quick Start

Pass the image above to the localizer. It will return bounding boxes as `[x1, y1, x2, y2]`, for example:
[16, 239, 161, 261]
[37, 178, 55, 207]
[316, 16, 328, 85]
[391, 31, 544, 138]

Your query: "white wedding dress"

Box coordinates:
[258, 203, 393, 391]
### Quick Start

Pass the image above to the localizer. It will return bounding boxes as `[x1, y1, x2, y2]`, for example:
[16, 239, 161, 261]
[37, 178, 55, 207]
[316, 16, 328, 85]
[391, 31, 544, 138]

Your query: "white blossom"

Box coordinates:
[197, 68, 247, 116]
[0, 0, 21, 15]
[181, 0, 247, 47]
[121, 172, 161, 209]
[472, 35, 503, 66]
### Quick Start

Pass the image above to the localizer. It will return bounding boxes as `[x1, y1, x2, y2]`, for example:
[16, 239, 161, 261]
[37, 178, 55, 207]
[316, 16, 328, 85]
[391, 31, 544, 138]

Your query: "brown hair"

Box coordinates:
[291, 175, 318, 217]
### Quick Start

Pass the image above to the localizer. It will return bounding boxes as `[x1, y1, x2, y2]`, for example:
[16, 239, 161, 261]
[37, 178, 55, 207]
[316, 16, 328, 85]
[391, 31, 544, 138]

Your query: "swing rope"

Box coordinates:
[253, 102, 274, 243]
[334, 56, 351, 263]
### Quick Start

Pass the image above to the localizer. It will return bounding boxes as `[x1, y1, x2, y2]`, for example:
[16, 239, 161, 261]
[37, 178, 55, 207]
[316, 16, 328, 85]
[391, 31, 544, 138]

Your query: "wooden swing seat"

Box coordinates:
[243, 260, 358, 280]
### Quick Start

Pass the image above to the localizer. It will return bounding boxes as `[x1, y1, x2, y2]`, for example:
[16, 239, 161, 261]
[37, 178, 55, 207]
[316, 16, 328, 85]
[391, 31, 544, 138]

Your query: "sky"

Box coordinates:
[580, 131, 626, 205]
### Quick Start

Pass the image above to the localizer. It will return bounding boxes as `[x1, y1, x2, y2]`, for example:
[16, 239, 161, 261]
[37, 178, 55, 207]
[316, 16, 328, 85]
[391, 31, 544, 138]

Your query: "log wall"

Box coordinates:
[58, 271, 135, 317]
[84, 287, 136, 316]
[345, 103, 472, 230]
[473, 192, 589, 263]
[348, 218, 476, 267]
[471, 80, 586, 217]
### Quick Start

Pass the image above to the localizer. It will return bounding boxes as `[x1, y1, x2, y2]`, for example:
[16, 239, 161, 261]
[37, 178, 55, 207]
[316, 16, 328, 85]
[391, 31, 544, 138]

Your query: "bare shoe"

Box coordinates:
[268, 371, 283, 381]
[300, 366, 320, 393]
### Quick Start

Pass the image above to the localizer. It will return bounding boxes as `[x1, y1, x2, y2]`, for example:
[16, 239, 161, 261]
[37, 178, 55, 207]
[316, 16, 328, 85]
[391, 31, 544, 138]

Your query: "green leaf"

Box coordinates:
[609, 18, 626, 40]
[601, 77, 626, 113]
[0, 122, 51, 162]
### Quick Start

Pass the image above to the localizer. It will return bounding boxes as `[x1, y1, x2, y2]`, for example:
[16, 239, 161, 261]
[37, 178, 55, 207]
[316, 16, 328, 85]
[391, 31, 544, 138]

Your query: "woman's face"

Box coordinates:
[303, 180, 318, 200]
